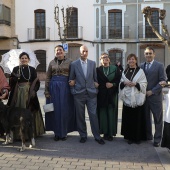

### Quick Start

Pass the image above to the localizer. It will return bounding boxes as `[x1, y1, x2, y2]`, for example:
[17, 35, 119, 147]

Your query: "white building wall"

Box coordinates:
[15, 0, 96, 64]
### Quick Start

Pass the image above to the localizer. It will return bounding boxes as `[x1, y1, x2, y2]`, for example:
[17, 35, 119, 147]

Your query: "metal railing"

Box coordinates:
[28, 27, 50, 41]
[60, 26, 83, 39]
[101, 26, 129, 39]
[138, 25, 166, 39]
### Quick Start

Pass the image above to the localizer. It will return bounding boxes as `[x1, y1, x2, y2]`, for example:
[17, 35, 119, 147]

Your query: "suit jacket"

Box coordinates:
[69, 58, 98, 97]
[140, 60, 166, 101]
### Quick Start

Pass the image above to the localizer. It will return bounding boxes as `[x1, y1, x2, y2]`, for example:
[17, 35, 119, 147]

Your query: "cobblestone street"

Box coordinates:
[0, 84, 170, 170]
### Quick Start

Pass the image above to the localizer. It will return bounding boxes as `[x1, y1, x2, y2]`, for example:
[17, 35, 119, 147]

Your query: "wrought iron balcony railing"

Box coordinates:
[28, 27, 50, 41]
[60, 26, 83, 39]
[101, 26, 129, 39]
[138, 25, 166, 39]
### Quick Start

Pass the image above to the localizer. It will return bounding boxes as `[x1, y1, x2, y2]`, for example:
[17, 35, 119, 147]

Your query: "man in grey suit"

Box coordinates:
[69, 45, 105, 145]
[141, 46, 166, 147]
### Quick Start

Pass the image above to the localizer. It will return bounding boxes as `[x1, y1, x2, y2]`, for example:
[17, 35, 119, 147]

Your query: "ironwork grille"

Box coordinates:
[66, 7, 78, 38]
[35, 9, 46, 39]
[108, 10, 122, 38]
[145, 9, 159, 38]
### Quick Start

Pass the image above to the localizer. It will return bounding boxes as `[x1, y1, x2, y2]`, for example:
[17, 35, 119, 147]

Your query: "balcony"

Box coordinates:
[138, 25, 166, 40]
[101, 26, 129, 39]
[60, 26, 83, 40]
[28, 27, 50, 41]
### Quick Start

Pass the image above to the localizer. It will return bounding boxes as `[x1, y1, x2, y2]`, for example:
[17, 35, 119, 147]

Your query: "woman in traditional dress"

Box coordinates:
[45, 45, 76, 141]
[7, 52, 45, 140]
[97, 53, 121, 141]
[119, 53, 147, 144]
[160, 65, 170, 150]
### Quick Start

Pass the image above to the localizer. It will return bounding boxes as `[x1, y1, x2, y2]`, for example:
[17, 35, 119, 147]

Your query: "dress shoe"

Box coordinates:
[80, 137, 87, 143]
[54, 135, 60, 141]
[95, 138, 105, 145]
[135, 141, 141, 144]
[61, 137, 67, 141]
[153, 142, 160, 147]
[103, 134, 109, 140]
[108, 136, 113, 141]
[147, 137, 153, 141]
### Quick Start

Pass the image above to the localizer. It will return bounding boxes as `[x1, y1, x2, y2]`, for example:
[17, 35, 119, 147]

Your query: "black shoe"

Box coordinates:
[95, 138, 105, 145]
[128, 140, 133, 144]
[135, 141, 141, 144]
[108, 136, 113, 141]
[80, 137, 87, 143]
[61, 137, 67, 141]
[103, 134, 109, 140]
[153, 142, 160, 147]
[54, 135, 60, 141]
[147, 138, 153, 141]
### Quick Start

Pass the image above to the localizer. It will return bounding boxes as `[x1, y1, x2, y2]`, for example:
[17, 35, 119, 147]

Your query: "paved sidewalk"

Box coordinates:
[0, 83, 170, 170]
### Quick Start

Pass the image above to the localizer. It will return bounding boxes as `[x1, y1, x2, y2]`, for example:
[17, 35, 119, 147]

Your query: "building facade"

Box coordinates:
[94, 0, 170, 68]
[0, 0, 18, 61]
[10, 0, 170, 79]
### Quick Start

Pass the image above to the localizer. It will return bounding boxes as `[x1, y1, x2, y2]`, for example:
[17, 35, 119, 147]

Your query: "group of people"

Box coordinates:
[0, 45, 169, 149]
[43, 44, 169, 148]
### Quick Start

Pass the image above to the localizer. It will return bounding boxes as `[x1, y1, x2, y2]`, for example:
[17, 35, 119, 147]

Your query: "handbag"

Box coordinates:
[43, 103, 54, 113]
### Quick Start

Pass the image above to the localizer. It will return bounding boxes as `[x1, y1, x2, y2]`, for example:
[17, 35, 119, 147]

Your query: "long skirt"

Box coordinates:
[161, 122, 170, 149]
[161, 90, 170, 149]
[45, 75, 76, 138]
[97, 94, 118, 136]
[14, 83, 45, 140]
[121, 104, 146, 142]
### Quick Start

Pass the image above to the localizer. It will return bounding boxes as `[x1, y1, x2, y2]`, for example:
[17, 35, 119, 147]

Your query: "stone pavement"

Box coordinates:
[0, 82, 170, 170]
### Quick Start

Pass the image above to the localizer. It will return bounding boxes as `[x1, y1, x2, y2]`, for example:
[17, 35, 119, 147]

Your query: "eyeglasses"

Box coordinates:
[145, 52, 153, 55]
[101, 56, 109, 59]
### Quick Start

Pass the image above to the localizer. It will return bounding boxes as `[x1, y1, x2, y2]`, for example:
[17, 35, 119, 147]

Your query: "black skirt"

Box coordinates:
[121, 104, 147, 142]
[161, 121, 170, 149]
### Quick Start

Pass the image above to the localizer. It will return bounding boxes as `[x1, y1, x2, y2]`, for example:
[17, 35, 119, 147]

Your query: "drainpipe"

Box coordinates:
[136, 0, 139, 59]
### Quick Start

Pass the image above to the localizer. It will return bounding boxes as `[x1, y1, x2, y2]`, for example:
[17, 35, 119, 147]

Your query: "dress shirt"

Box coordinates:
[80, 59, 87, 77]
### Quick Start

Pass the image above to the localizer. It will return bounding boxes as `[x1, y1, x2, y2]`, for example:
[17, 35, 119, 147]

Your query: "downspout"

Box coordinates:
[136, 0, 139, 59]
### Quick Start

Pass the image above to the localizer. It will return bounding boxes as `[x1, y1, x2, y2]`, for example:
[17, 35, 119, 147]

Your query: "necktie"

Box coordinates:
[146, 63, 150, 72]
[82, 61, 87, 77]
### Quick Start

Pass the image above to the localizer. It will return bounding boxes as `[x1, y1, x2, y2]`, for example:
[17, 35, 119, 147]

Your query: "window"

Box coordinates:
[0, 5, 11, 26]
[35, 9, 46, 39]
[66, 7, 78, 38]
[145, 9, 159, 38]
[108, 9, 122, 38]
[34, 50, 46, 72]
[109, 50, 123, 65]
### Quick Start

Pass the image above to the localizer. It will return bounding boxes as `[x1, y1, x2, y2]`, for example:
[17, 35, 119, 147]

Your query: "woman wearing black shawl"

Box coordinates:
[97, 53, 121, 141]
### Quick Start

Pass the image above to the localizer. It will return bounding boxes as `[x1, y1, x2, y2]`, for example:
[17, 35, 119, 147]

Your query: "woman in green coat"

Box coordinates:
[97, 53, 121, 141]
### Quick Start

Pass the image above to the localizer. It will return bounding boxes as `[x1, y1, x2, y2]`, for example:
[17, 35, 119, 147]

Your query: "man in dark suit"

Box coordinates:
[69, 45, 105, 145]
[141, 46, 166, 147]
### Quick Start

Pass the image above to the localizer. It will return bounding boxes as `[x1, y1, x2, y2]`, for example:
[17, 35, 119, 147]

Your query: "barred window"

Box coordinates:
[109, 50, 123, 65]
[108, 9, 122, 38]
[145, 9, 159, 38]
[66, 7, 78, 38]
[34, 9, 46, 39]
